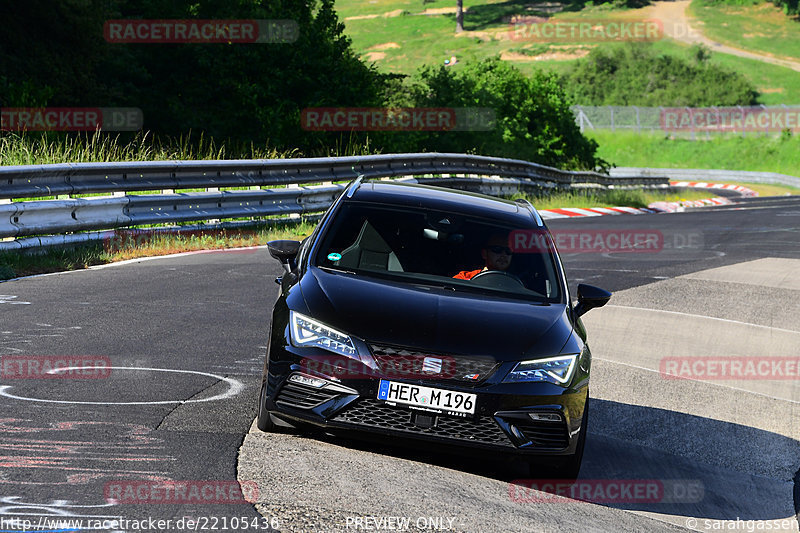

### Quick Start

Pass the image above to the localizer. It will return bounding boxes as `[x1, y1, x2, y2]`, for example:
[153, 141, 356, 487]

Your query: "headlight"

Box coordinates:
[503, 355, 577, 385]
[290, 311, 357, 358]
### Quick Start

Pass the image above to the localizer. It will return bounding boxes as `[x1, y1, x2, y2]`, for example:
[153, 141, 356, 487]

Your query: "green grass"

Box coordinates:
[690, 0, 800, 61]
[725, 180, 800, 195]
[511, 187, 717, 210]
[341, 0, 637, 77]
[704, 46, 800, 104]
[588, 129, 800, 178]
[0, 131, 297, 166]
[0, 221, 316, 281]
[339, 0, 800, 103]
[345, 10, 510, 76]
[0, 130, 385, 167]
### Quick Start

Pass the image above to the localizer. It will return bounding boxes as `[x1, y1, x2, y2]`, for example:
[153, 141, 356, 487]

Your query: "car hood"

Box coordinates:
[297, 267, 573, 361]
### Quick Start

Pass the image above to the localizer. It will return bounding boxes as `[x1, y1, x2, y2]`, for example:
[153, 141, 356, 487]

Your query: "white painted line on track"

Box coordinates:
[0, 366, 244, 405]
[89, 246, 266, 271]
[605, 304, 800, 335]
[0, 295, 30, 304]
[565, 268, 641, 272]
[594, 356, 800, 405]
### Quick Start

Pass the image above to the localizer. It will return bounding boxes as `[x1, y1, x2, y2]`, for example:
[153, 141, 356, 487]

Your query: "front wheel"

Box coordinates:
[256, 381, 277, 432]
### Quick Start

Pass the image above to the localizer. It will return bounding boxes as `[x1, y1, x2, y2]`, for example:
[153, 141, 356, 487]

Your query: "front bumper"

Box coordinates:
[264, 352, 588, 457]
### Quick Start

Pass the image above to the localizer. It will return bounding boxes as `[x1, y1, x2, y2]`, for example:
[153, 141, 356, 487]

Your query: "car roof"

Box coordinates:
[346, 180, 542, 226]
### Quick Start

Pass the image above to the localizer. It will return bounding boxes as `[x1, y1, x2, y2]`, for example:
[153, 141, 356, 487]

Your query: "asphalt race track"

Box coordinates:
[1, 193, 798, 533]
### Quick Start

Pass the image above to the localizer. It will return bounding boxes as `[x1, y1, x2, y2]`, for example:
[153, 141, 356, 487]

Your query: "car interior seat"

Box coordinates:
[337, 220, 404, 272]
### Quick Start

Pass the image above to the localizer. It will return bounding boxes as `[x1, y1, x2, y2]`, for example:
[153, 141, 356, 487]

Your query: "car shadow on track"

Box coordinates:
[582, 398, 799, 523]
[271, 397, 799, 523]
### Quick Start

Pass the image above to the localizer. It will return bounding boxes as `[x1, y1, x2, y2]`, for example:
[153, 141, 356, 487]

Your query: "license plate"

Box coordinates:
[377, 380, 476, 416]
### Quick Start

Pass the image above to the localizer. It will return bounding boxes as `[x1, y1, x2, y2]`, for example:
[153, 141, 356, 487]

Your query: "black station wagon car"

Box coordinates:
[257, 179, 610, 478]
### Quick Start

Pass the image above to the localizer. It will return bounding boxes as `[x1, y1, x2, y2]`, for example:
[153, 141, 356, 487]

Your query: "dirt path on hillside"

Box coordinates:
[642, 0, 800, 72]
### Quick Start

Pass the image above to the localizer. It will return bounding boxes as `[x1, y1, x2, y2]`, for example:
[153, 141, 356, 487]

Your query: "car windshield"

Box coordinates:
[312, 201, 563, 303]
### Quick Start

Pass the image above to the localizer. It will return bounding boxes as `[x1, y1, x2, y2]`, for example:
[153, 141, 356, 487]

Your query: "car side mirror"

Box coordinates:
[267, 240, 301, 274]
[574, 283, 611, 317]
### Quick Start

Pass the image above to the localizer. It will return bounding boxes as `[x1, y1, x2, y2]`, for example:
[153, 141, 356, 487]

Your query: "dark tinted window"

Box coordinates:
[313, 202, 563, 302]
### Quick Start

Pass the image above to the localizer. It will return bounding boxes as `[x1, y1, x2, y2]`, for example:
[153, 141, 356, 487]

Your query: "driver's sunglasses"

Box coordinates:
[487, 245, 513, 255]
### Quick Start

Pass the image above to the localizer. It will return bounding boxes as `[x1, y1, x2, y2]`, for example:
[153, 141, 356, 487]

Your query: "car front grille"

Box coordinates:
[276, 381, 341, 410]
[333, 399, 513, 447]
[369, 344, 499, 385]
[511, 419, 569, 449]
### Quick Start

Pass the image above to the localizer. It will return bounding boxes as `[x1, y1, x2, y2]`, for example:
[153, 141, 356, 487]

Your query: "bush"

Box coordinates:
[378, 58, 605, 170]
[561, 43, 758, 106]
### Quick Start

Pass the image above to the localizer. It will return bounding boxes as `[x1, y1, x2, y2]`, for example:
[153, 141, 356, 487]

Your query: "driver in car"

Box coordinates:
[454, 233, 513, 280]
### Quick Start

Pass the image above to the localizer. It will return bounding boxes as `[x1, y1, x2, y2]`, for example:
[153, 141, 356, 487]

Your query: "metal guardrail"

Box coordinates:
[0, 185, 343, 238]
[0, 153, 664, 200]
[0, 153, 671, 245]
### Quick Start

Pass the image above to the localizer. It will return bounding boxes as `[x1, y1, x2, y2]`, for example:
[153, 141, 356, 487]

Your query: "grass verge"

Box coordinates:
[689, 0, 800, 62]
[714, 180, 800, 196]
[0, 131, 289, 166]
[0, 130, 381, 166]
[513, 187, 719, 210]
[0, 221, 316, 282]
[588, 130, 800, 179]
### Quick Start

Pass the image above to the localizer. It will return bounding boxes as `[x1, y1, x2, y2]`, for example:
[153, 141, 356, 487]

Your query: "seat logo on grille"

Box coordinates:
[422, 357, 443, 374]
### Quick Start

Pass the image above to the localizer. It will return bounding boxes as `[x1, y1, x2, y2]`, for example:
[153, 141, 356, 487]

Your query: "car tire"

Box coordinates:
[256, 381, 277, 432]
[528, 399, 588, 481]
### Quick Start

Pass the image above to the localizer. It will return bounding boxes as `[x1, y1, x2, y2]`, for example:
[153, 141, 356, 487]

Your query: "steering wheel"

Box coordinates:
[470, 269, 526, 290]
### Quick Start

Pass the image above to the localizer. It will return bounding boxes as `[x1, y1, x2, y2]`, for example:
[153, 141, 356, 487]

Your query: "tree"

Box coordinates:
[455, 0, 464, 32]
[0, 0, 385, 151]
[380, 58, 605, 170]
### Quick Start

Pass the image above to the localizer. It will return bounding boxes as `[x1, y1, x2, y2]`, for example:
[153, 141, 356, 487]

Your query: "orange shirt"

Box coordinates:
[453, 268, 483, 280]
